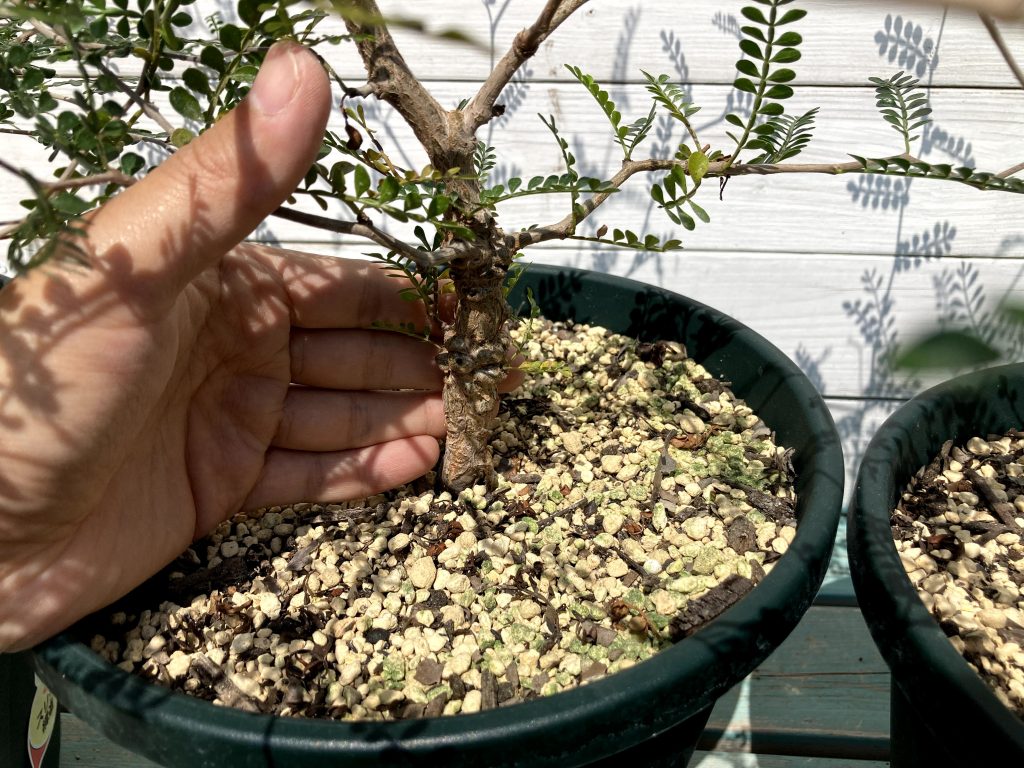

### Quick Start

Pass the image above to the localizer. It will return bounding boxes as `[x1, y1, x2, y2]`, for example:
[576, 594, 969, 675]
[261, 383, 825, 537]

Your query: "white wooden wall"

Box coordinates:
[3, 0, 1023, 519]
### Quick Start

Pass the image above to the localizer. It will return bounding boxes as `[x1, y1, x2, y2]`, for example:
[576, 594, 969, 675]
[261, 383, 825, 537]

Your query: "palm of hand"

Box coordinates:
[0, 242, 444, 650]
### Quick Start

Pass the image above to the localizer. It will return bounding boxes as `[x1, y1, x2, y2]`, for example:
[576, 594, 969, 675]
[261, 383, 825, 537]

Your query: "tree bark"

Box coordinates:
[342, 1, 514, 491]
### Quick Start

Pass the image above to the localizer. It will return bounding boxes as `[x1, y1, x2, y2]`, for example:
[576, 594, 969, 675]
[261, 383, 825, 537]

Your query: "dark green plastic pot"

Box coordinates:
[848, 363, 1024, 766]
[33, 265, 843, 768]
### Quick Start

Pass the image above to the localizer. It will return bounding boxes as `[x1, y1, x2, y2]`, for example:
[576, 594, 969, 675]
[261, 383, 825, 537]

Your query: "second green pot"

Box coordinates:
[848, 363, 1024, 765]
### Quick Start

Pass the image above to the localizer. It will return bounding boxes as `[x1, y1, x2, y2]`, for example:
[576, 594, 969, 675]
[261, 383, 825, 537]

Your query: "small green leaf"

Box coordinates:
[183, 68, 211, 95]
[378, 176, 399, 203]
[735, 59, 760, 78]
[777, 8, 808, 24]
[688, 151, 709, 184]
[219, 24, 243, 51]
[771, 48, 802, 63]
[741, 26, 767, 44]
[739, 40, 764, 60]
[238, 0, 263, 25]
[200, 45, 226, 73]
[51, 192, 93, 215]
[741, 6, 769, 24]
[353, 165, 371, 197]
[170, 127, 195, 147]
[734, 78, 757, 94]
[7, 45, 30, 68]
[233, 65, 259, 84]
[764, 84, 794, 100]
[169, 87, 203, 120]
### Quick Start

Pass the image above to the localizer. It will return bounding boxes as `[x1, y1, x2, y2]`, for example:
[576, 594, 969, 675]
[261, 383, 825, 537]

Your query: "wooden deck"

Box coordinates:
[54, 517, 893, 768]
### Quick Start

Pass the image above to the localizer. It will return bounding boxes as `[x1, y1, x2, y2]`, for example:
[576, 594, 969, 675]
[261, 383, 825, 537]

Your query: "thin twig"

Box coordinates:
[96, 57, 176, 135]
[979, 13, 1024, 88]
[270, 205, 447, 266]
[999, 161, 1024, 178]
[41, 171, 136, 193]
[464, 0, 590, 133]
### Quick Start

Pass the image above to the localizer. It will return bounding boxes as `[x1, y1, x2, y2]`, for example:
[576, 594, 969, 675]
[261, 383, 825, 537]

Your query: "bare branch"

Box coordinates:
[464, 0, 590, 133]
[909, 0, 1024, 19]
[999, 161, 1024, 178]
[270, 206, 448, 267]
[979, 13, 1024, 88]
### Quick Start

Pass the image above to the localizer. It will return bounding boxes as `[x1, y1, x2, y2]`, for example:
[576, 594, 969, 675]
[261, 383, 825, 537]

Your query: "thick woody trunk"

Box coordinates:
[438, 233, 514, 491]
[343, 2, 520, 491]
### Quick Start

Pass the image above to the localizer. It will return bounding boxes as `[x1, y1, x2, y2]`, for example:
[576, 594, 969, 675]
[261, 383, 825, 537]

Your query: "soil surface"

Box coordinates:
[892, 429, 1024, 718]
[88, 320, 797, 720]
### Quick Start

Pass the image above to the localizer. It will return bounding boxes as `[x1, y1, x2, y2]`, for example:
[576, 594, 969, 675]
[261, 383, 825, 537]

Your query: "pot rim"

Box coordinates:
[34, 263, 845, 766]
[848, 362, 1024, 751]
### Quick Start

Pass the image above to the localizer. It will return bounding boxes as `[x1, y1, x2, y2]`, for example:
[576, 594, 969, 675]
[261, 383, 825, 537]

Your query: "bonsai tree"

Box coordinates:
[2, 0, 1022, 492]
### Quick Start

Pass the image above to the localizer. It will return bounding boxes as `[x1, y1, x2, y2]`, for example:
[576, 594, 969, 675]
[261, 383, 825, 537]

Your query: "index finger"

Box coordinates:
[246, 245, 437, 331]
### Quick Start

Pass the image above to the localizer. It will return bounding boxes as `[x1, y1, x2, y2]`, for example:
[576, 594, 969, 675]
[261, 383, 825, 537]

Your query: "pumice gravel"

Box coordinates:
[892, 429, 1024, 718]
[92, 320, 798, 720]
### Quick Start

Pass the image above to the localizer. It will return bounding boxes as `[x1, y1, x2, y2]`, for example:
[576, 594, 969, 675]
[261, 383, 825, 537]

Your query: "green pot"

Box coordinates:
[848, 363, 1024, 765]
[33, 265, 843, 768]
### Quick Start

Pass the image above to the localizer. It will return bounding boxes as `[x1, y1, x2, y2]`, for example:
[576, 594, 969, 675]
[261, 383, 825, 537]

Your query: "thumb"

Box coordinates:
[83, 41, 331, 308]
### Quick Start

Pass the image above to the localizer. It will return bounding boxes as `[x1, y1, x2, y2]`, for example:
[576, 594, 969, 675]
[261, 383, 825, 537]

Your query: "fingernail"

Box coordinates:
[250, 42, 301, 116]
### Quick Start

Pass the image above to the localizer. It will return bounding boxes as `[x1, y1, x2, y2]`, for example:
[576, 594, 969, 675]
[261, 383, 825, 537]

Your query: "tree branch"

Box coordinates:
[999, 161, 1024, 178]
[511, 158, 881, 249]
[464, 0, 590, 133]
[336, 0, 463, 170]
[270, 205, 449, 266]
[512, 157, 672, 248]
[915, 0, 1024, 19]
[979, 13, 1024, 88]
[41, 171, 136, 193]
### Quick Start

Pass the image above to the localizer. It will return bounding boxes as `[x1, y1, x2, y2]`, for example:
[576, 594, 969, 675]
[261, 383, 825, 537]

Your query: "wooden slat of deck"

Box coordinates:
[691, 754, 888, 767]
[699, 606, 890, 761]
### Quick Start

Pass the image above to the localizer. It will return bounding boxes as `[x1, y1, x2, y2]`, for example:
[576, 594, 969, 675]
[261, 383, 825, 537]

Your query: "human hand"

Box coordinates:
[0, 43, 451, 651]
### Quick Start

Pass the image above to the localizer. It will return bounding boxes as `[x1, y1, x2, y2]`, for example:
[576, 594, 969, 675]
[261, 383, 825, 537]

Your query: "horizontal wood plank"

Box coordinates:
[692, 754, 887, 768]
[32, 1, 1024, 88]
[700, 606, 890, 759]
[60, 714, 161, 768]
[144, 1, 1024, 89]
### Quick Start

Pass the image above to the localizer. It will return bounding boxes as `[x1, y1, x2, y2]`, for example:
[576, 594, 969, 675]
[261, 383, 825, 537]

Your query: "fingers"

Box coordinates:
[248, 247, 436, 331]
[243, 435, 441, 510]
[290, 329, 443, 390]
[273, 390, 445, 452]
[83, 42, 331, 314]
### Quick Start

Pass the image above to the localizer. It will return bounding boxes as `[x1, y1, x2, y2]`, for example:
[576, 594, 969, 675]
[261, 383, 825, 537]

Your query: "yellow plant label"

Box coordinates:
[27, 676, 57, 768]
